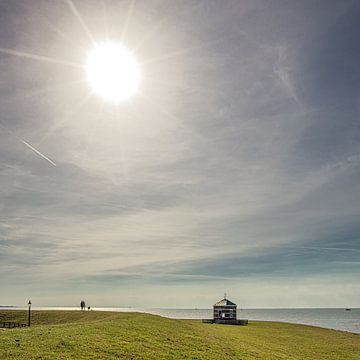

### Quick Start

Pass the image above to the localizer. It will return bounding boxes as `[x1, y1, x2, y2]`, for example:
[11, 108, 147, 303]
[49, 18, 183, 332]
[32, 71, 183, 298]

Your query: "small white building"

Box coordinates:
[213, 296, 237, 322]
[202, 295, 248, 325]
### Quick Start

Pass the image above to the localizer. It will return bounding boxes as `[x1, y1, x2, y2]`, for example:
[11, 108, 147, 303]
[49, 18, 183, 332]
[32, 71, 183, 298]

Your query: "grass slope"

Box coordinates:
[0, 310, 359, 359]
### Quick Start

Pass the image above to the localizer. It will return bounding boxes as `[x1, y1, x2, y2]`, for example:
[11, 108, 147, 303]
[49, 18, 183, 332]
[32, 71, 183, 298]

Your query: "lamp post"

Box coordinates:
[28, 300, 31, 327]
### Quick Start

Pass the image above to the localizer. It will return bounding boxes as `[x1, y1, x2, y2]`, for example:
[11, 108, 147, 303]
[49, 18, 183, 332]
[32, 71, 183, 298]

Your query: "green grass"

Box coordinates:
[0, 310, 359, 359]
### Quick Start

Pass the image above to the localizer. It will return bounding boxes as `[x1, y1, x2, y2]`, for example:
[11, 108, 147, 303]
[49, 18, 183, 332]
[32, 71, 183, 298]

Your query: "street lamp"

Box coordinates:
[28, 300, 31, 327]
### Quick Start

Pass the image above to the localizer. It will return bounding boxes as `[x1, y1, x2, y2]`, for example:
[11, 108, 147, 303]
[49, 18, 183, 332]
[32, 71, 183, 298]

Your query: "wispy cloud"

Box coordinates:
[0, 0, 359, 307]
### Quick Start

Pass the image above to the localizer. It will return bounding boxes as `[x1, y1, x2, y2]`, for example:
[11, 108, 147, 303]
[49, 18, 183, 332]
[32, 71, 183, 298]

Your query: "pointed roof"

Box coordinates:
[213, 298, 237, 307]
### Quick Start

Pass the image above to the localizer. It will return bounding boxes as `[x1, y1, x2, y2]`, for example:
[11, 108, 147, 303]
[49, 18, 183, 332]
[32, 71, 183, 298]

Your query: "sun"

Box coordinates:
[85, 42, 141, 102]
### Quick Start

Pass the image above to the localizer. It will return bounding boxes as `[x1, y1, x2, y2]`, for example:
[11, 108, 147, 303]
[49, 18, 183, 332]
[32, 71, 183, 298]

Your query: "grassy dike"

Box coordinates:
[0, 310, 359, 359]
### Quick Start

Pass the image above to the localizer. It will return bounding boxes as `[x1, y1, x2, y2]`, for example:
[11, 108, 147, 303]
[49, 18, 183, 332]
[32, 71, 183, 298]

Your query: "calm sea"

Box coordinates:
[3, 307, 359, 334]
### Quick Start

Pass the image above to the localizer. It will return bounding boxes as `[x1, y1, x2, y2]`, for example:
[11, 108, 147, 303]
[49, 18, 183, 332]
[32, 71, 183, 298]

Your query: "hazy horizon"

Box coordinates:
[0, 0, 359, 308]
[1, 304, 359, 310]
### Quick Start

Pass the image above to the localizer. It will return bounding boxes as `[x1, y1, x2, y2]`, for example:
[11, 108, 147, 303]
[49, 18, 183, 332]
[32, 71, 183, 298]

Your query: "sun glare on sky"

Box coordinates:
[86, 42, 141, 102]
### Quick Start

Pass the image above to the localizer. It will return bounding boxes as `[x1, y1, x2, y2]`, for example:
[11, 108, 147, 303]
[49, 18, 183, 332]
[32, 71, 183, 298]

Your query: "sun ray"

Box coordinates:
[138, 92, 206, 146]
[101, 0, 109, 39]
[139, 92, 179, 123]
[85, 98, 108, 154]
[143, 76, 211, 95]
[141, 36, 228, 66]
[133, 0, 205, 54]
[37, 93, 94, 146]
[133, 18, 166, 52]
[44, 18, 87, 52]
[0, 47, 82, 68]
[1, 78, 85, 103]
[121, 0, 136, 41]
[20, 79, 85, 100]
[65, 0, 96, 44]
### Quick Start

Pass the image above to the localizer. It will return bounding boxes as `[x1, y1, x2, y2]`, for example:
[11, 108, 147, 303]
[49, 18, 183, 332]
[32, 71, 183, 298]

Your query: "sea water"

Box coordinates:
[139, 308, 360, 334]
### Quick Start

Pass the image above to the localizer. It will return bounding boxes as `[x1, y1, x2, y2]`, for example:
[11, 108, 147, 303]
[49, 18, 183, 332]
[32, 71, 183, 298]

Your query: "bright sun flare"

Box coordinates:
[86, 42, 141, 102]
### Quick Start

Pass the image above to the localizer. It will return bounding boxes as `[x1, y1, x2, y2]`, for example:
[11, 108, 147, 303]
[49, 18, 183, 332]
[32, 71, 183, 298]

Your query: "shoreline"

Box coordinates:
[1, 308, 359, 334]
[1, 310, 358, 359]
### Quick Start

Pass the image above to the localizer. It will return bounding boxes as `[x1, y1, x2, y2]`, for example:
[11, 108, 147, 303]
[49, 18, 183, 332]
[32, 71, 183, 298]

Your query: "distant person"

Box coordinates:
[80, 300, 86, 311]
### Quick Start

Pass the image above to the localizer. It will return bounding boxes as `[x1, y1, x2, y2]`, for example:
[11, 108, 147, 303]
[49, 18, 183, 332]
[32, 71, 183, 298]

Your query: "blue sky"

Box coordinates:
[0, 0, 359, 308]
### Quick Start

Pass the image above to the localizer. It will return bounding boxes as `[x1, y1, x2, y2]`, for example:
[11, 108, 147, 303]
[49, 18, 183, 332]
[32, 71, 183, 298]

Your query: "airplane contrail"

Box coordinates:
[0, 123, 57, 167]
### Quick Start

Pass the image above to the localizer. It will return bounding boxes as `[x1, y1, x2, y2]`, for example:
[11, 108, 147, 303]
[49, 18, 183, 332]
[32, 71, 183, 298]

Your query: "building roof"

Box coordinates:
[213, 298, 237, 307]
